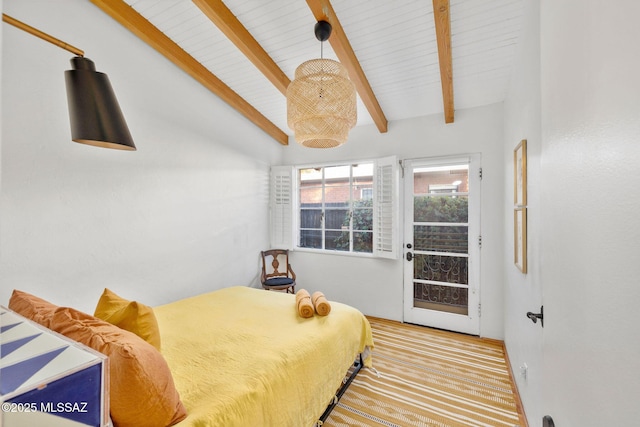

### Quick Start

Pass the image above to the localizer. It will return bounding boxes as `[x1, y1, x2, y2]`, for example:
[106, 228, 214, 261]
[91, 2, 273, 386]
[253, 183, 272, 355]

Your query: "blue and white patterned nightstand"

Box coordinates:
[1, 306, 109, 427]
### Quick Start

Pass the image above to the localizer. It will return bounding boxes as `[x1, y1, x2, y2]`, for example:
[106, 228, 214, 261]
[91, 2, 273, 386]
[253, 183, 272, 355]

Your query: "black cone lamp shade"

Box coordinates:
[65, 57, 136, 151]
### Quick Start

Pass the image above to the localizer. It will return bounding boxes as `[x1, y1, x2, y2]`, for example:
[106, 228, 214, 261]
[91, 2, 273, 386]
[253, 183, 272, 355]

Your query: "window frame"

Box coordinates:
[297, 162, 375, 256]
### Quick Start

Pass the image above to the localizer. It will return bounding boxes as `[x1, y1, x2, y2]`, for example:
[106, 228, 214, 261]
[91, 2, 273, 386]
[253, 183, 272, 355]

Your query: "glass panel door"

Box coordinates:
[403, 156, 480, 335]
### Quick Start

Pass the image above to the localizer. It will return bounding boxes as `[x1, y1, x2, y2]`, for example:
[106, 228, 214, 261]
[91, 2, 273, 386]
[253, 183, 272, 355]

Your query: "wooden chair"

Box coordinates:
[260, 249, 296, 293]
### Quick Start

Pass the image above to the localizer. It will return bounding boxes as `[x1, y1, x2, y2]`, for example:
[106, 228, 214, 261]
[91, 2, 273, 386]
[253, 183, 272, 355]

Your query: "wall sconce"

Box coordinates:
[3, 14, 136, 151]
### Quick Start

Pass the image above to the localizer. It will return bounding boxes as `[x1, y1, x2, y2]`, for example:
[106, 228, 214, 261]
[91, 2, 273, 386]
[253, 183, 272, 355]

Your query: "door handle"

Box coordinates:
[406, 252, 413, 261]
[526, 305, 544, 327]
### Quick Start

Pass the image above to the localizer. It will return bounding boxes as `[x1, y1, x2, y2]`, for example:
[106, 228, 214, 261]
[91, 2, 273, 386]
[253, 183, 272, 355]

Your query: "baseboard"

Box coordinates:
[502, 342, 530, 427]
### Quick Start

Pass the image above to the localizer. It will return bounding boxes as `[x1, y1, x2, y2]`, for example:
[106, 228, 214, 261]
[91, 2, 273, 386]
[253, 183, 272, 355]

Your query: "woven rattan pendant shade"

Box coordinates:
[287, 58, 357, 148]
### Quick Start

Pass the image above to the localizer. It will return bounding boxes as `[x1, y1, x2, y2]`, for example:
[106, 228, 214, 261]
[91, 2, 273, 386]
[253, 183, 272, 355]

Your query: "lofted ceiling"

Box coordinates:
[90, 0, 524, 145]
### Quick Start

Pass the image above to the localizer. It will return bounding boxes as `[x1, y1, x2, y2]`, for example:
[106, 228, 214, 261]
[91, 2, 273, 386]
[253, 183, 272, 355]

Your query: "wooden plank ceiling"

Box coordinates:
[90, 0, 523, 145]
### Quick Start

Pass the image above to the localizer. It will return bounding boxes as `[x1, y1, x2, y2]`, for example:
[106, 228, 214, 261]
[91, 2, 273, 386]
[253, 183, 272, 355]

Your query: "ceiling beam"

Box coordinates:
[433, 0, 454, 124]
[306, 0, 388, 133]
[193, 0, 290, 96]
[89, 0, 288, 145]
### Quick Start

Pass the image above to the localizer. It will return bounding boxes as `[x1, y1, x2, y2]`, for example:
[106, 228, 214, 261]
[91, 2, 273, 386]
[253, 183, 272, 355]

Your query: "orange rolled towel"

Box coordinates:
[295, 289, 314, 318]
[311, 291, 331, 316]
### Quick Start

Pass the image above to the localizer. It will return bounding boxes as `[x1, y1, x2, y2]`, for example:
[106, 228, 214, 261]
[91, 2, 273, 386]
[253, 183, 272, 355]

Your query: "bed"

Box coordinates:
[6, 286, 373, 427]
[154, 286, 373, 427]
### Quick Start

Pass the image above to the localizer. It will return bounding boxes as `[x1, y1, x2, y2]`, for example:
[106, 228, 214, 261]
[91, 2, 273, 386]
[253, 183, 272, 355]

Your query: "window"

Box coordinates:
[270, 156, 398, 259]
[299, 163, 374, 253]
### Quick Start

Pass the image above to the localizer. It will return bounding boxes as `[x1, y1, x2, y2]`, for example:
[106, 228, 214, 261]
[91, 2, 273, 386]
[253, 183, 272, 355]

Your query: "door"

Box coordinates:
[403, 155, 481, 335]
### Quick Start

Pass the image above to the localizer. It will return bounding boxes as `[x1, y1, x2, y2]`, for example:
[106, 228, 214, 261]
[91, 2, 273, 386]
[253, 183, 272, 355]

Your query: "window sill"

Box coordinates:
[293, 246, 376, 258]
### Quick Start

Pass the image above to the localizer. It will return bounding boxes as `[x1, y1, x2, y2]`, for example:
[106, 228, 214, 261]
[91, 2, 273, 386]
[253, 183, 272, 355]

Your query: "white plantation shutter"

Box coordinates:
[374, 156, 399, 259]
[269, 166, 294, 249]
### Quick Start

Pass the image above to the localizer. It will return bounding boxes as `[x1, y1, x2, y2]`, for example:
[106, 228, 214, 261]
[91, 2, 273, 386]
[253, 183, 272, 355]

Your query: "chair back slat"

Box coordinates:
[261, 249, 290, 279]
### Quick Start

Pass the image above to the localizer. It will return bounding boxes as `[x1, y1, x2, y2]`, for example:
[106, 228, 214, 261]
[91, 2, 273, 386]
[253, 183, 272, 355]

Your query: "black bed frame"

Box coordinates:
[318, 354, 364, 423]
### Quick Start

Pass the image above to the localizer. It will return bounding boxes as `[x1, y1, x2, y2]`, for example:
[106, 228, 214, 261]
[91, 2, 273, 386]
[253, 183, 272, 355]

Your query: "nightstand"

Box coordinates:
[1, 307, 110, 427]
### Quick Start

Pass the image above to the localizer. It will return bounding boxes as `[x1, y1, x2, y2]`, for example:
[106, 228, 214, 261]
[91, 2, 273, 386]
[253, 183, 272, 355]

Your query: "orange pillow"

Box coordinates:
[94, 288, 161, 351]
[50, 307, 187, 427]
[8, 289, 59, 328]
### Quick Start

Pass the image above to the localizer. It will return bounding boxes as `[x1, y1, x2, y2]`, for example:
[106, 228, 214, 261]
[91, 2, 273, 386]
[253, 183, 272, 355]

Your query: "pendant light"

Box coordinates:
[287, 20, 357, 148]
[65, 56, 135, 150]
[3, 14, 136, 151]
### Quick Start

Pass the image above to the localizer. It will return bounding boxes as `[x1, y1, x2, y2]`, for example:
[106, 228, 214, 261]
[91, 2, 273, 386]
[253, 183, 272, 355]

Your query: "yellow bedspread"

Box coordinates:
[154, 286, 373, 427]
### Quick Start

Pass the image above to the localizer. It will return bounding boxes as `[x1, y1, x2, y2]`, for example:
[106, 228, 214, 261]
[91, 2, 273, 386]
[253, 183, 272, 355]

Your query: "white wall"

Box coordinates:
[282, 104, 506, 339]
[1, 0, 282, 313]
[539, 0, 640, 425]
[502, 0, 544, 423]
[505, 0, 640, 425]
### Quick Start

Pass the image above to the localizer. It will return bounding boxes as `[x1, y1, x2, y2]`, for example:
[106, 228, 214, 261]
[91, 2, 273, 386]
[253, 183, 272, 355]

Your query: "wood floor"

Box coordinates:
[324, 317, 527, 427]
